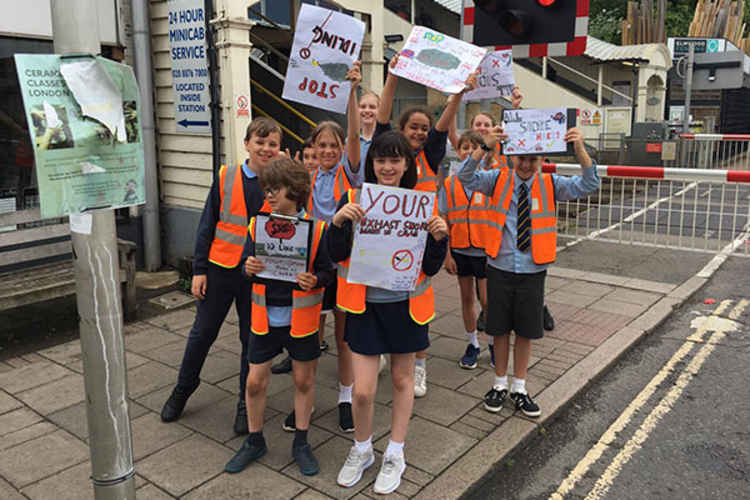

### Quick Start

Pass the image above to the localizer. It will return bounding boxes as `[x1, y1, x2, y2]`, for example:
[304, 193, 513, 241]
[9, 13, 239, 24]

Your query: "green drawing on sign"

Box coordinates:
[416, 49, 460, 70]
[315, 62, 349, 82]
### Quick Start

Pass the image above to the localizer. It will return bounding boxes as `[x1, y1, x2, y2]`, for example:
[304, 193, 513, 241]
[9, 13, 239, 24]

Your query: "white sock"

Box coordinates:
[385, 439, 404, 458]
[355, 436, 372, 453]
[415, 357, 426, 368]
[466, 331, 479, 348]
[338, 383, 353, 404]
[494, 375, 508, 391]
[511, 378, 527, 394]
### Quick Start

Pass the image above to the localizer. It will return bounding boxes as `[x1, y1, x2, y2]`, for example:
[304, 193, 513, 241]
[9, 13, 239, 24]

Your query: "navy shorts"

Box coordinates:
[345, 301, 430, 355]
[485, 266, 546, 340]
[450, 250, 487, 279]
[248, 326, 322, 364]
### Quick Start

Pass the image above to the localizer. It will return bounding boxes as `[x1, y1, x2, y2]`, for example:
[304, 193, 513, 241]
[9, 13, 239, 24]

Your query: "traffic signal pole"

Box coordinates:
[50, 1, 136, 499]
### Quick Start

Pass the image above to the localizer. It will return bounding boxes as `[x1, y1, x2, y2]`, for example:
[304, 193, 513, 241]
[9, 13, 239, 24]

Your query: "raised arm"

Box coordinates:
[435, 71, 478, 132]
[377, 54, 400, 125]
[346, 62, 362, 172]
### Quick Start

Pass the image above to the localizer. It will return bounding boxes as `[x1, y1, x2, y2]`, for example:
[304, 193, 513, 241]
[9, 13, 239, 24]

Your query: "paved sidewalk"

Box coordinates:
[0, 262, 705, 499]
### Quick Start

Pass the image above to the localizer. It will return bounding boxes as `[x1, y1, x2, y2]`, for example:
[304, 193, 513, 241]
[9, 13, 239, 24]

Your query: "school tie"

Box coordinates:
[517, 183, 531, 252]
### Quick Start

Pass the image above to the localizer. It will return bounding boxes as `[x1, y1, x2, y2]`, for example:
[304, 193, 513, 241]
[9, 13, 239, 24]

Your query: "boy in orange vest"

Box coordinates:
[439, 131, 491, 369]
[225, 158, 335, 476]
[160, 118, 281, 434]
[458, 125, 600, 417]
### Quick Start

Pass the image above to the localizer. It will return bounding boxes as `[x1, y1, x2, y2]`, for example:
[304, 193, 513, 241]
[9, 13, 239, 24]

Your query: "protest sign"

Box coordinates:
[391, 26, 486, 94]
[282, 4, 365, 114]
[462, 49, 515, 101]
[348, 184, 435, 292]
[14, 54, 145, 219]
[254, 214, 313, 284]
[501, 107, 577, 156]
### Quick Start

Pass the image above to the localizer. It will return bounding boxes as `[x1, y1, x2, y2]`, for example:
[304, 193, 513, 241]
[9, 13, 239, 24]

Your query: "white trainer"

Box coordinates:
[414, 364, 427, 398]
[337, 445, 375, 487]
[373, 454, 406, 495]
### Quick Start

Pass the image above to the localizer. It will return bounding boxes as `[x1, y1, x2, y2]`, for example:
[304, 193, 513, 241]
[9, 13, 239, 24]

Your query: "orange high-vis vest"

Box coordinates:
[490, 142, 510, 170]
[442, 175, 491, 250]
[208, 164, 249, 268]
[483, 170, 557, 263]
[248, 215, 327, 338]
[307, 164, 352, 213]
[335, 189, 436, 325]
[414, 151, 438, 192]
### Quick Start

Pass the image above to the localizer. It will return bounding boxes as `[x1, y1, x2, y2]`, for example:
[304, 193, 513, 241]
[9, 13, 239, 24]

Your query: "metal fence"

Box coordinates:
[545, 163, 750, 257]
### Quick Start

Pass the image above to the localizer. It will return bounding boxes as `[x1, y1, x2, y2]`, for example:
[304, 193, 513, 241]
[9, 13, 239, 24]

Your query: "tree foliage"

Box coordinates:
[588, 0, 750, 45]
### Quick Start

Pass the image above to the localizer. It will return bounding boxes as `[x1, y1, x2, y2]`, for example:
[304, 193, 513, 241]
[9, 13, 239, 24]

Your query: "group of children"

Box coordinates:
[158, 54, 600, 495]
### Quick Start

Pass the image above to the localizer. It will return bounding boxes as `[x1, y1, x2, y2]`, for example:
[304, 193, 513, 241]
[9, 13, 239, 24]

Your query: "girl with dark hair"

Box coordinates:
[374, 54, 477, 398]
[329, 131, 448, 495]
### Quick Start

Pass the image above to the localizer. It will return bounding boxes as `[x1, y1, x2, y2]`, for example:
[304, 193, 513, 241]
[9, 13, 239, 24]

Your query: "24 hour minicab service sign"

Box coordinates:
[168, 0, 211, 134]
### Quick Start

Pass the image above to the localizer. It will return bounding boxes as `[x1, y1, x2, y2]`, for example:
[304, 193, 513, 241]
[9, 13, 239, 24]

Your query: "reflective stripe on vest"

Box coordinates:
[484, 171, 557, 263]
[335, 189, 435, 324]
[443, 175, 492, 250]
[208, 164, 249, 268]
[414, 151, 437, 192]
[249, 216, 327, 337]
[307, 165, 353, 213]
[491, 143, 509, 170]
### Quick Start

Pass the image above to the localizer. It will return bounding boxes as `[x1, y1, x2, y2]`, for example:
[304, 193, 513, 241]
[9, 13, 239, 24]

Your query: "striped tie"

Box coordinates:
[517, 183, 531, 252]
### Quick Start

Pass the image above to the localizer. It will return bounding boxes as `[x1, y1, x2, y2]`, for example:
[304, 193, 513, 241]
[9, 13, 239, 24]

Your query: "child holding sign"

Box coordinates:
[458, 125, 600, 418]
[330, 131, 448, 495]
[375, 53, 477, 397]
[225, 158, 335, 476]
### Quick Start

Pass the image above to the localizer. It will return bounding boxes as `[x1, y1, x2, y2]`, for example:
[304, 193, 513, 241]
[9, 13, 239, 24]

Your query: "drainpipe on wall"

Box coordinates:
[131, 0, 162, 271]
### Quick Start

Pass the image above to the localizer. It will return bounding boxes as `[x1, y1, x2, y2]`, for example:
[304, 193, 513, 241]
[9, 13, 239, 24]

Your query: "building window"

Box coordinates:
[248, 1, 292, 28]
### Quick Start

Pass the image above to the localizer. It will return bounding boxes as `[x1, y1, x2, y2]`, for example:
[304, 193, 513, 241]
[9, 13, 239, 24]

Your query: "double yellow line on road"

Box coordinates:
[550, 298, 749, 500]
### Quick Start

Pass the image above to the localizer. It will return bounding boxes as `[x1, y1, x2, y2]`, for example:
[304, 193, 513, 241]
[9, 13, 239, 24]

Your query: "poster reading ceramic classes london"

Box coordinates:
[501, 107, 577, 156]
[14, 54, 145, 219]
[282, 4, 365, 114]
[391, 26, 486, 94]
[254, 214, 312, 284]
[463, 49, 515, 101]
[348, 184, 436, 292]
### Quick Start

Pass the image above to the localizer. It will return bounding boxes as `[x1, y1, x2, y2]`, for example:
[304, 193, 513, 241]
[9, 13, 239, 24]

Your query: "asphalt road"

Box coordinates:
[464, 255, 750, 500]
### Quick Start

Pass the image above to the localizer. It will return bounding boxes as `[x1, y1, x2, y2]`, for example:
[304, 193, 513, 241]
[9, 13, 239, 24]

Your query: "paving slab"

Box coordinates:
[21, 461, 93, 500]
[131, 413, 194, 460]
[136, 435, 233, 497]
[127, 361, 178, 399]
[145, 307, 197, 332]
[0, 361, 73, 394]
[0, 421, 58, 452]
[0, 476, 26, 500]
[178, 393, 246, 444]
[313, 400, 391, 443]
[411, 384, 478, 427]
[183, 465, 307, 499]
[420, 355, 476, 390]
[0, 407, 44, 437]
[135, 484, 174, 499]
[0, 429, 89, 488]
[0, 390, 22, 415]
[124, 329, 185, 355]
[16, 373, 85, 415]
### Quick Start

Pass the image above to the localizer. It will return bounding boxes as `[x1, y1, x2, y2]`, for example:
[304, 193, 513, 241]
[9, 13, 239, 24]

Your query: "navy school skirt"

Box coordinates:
[344, 300, 430, 355]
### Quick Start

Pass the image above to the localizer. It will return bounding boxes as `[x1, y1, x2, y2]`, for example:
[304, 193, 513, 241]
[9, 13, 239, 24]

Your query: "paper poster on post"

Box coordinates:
[501, 107, 577, 156]
[391, 26, 486, 94]
[348, 184, 435, 292]
[282, 4, 365, 114]
[462, 49, 515, 101]
[14, 54, 145, 219]
[254, 214, 313, 284]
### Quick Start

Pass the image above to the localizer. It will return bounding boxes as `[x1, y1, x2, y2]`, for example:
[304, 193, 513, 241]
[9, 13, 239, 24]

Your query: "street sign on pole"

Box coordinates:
[168, 0, 211, 134]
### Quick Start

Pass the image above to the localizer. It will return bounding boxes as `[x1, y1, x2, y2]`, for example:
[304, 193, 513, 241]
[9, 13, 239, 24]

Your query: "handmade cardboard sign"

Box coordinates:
[282, 4, 365, 114]
[463, 49, 515, 101]
[501, 107, 577, 156]
[254, 214, 312, 284]
[348, 184, 436, 291]
[391, 26, 486, 94]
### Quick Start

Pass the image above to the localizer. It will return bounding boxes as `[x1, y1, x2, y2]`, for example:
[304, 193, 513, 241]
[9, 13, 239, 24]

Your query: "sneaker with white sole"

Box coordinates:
[373, 454, 406, 495]
[511, 391, 541, 417]
[414, 365, 427, 398]
[459, 344, 480, 369]
[337, 445, 375, 487]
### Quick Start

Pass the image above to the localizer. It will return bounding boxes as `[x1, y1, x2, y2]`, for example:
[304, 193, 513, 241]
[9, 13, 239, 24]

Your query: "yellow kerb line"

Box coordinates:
[549, 298, 740, 500]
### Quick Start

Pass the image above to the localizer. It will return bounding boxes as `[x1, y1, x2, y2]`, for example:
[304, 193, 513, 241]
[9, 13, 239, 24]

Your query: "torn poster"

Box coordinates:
[14, 54, 145, 218]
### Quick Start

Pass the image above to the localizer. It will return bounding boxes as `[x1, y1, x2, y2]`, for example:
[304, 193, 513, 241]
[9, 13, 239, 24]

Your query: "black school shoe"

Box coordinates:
[543, 305, 555, 331]
[225, 435, 267, 473]
[234, 399, 248, 435]
[271, 355, 292, 374]
[339, 402, 354, 432]
[160, 384, 195, 422]
[483, 387, 508, 413]
[511, 392, 541, 418]
[292, 442, 320, 476]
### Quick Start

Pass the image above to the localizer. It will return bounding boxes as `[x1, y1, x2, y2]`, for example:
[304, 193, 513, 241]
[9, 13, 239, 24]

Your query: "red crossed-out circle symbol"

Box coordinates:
[391, 249, 414, 272]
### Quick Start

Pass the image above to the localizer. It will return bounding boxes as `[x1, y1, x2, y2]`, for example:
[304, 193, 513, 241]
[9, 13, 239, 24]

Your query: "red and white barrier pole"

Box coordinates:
[541, 163, 750, 184]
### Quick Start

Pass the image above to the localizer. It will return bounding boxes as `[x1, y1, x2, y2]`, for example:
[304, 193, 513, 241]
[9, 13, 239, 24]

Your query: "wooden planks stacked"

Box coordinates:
[688, 0, 749, 54]
[621, 0, 667, 45]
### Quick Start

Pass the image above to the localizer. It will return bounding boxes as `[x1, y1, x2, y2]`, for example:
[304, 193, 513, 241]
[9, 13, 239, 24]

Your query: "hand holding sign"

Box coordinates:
[296, 272, 318, 291]
[427, 215, 448, 241]
[333, 201, 366, 227]
[245, 256, 266, 276]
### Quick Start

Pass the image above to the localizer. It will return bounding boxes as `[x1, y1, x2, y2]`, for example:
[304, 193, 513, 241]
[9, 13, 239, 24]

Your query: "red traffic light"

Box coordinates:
[538, 0, 556, 6]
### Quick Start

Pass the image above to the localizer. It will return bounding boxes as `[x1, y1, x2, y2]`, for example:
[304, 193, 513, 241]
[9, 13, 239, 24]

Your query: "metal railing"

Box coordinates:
[545, 163, 750, 257]
[665, 134, 750, 170]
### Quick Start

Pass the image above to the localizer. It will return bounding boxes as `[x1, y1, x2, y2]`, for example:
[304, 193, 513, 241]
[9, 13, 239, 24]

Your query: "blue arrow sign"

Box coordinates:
[178, 119, 210, 128]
